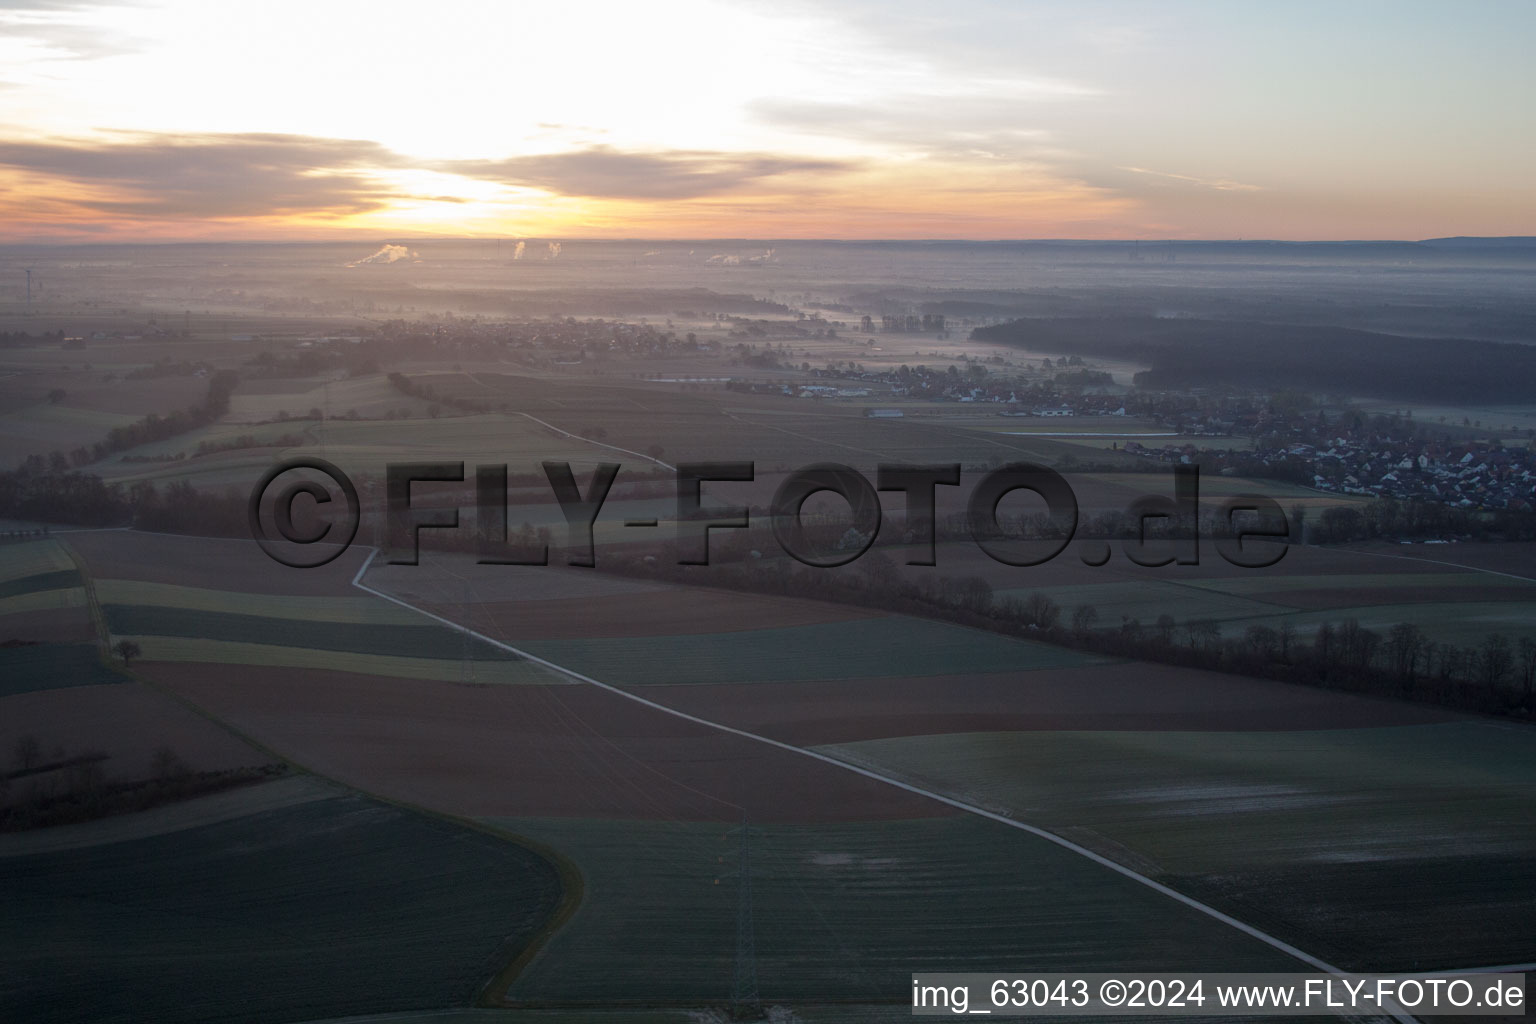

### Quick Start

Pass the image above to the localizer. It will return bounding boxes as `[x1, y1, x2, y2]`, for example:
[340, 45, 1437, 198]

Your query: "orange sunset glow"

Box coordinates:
[1, 0, 1533, 240]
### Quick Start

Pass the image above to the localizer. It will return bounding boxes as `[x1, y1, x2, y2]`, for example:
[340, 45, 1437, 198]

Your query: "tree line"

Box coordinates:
[12, 370, 239, 474]
[596, 530, 1535, 721]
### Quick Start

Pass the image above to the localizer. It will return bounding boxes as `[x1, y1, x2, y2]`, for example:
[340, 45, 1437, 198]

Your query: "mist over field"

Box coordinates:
[3, 0, 1535, 1021]
[8, 237, 1536, 339]
[3, 231, 1534, 1023]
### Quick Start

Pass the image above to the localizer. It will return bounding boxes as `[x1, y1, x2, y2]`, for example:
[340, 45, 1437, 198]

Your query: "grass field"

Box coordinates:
[511, 616, 1106, 686]
[0, 643, 128, 696]
[97, 410, 611, 487]
[94, 579, 428, 624]
[0, 584, 86, 619]
[0, 399, 142, 467]
[225, 373, 440, 423]
[87, 576, 561, 684]
[101, 603, 520, 661]
[1216, 600, 1536, 648]
[996, 578, 1291, 625]
[0, 537, 275, 785]
[818, 722, 1536, 971]
[0, 366, 215, 468]
[62, 531, 368, 597]
[997, 565, 1536, 649]
[0, 540, 115, 693]
[113, 635, 559, 683]
[0, 791, 563, 1024]
[24, 525, 1534, 1017]
[1179, 570, 1536, 597]
[489, 815, 1300, 1006]
[364, 542, 1536, 980]
[0, 539, 77, 580]
[0, 568, 81, 601]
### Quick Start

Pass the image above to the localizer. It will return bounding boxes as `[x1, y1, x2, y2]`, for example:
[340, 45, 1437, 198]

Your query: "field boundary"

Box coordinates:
[51, 535, 583, 1011]
[1343, 544, 1536, 584]
[351, 547, 1424, 1020]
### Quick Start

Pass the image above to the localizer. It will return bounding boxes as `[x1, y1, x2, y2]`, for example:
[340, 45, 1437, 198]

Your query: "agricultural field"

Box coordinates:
[504, 616, 1103, 686]
[0, 538, 118, 697]
[993, 569, 1536, 648]
[11, 531, 1328, 1015]
[817, 723, 1536, 972]
[0, 536, 273, 800]
[362, 547, 1536, 978]
[0, 786, 563, 1024]
[95, 409, 614, 489]
[4, 345, 1532, 1019]
[1214, 600, 1536, 649]
[62, 532, 552, 685]
[0, 365, 208, 468]
[399, 369, 1149, 470]
[226, 372, 441, 423]
[794, 532, 1536, 655]
[0, 538, 90, 641]
[493, 815, 1300, 1006]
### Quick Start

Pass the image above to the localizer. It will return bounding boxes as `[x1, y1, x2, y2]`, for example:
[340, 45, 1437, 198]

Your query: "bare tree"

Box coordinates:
[112, 640, 142, 666]
[13, 735, 41, 773]
[1479, 634, 1513, 694]
[1518, 638, 1536, 705]
[1245, 625, 1280, 660]
[1021, 592, 1061, 630]
[65, 758, 106, 802]
[1185, 618, 1222, 650]
[1386, 623, 1426, 687]
[151, 745, 191, 781]
[1277, 621, 1297, 662]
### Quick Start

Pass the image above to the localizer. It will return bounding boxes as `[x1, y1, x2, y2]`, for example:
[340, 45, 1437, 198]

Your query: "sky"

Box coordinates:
[1, 0, 1532, 241]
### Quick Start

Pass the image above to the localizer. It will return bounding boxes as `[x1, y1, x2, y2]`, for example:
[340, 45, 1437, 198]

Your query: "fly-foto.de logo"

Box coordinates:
[249, 458, 1289, 572]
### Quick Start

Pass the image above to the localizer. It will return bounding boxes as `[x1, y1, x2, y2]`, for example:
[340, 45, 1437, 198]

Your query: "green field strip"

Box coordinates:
[0, 540, 75, 581]
[0, 642, 128, 697]
[487, 815, 1299, 1005]
[0, 569, 81, 601]
[516, 616, 1105, 686]
[997, 579, 1296, 623]
[0, 404, 138, 431]
[1204, 600, 1536, 647]
[103, 634, 567, 684]
[0, 794, 563, 1024]
[0, 587, 86, 618]
[101, 603, 521, 661]
[816, 724, 1536, 970]
[1177, 571, 1536, 597]
[94, 579, 430, 625]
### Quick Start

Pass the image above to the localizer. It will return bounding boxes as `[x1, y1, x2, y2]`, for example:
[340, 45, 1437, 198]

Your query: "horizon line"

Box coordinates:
[2, 235, 1535, 249]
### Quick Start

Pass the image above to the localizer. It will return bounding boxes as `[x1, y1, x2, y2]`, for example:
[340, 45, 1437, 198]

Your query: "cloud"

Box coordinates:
[0, 131, 405, 218]
[0, 0, 108, 9]
[443, 145, 855, 199]
[0, 0, 149, 62]
[751, 96, 1061, 162]
[1113, 166, 1265, 192]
